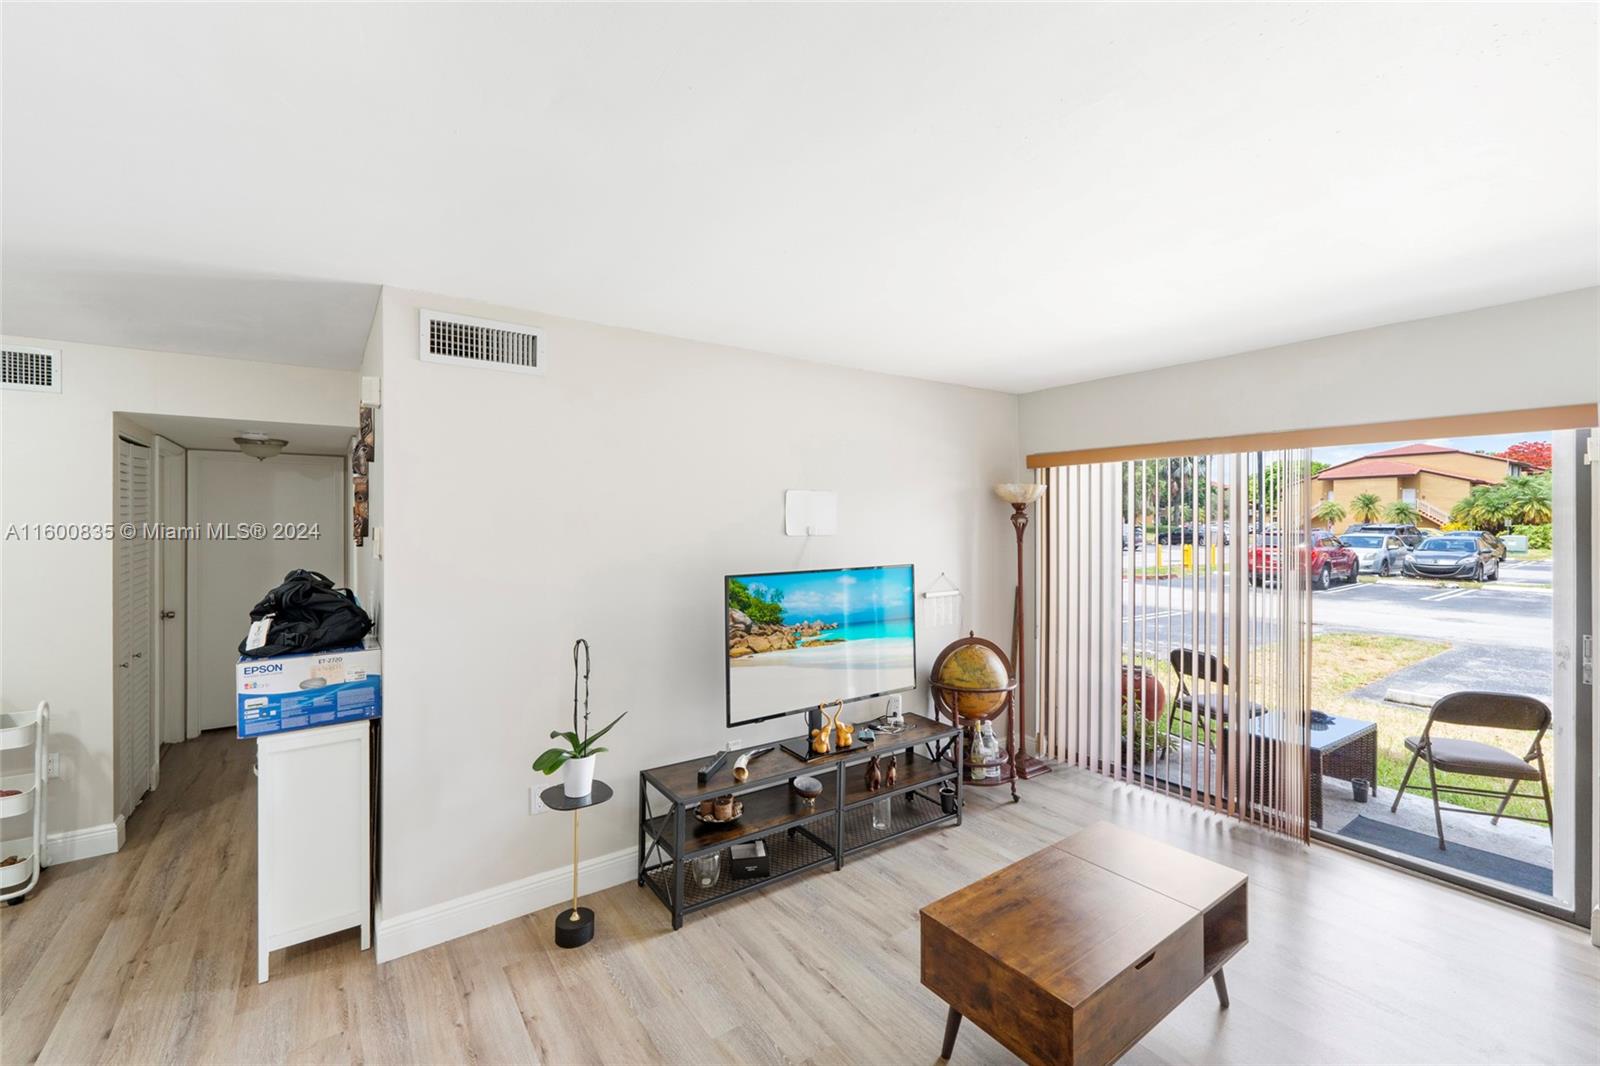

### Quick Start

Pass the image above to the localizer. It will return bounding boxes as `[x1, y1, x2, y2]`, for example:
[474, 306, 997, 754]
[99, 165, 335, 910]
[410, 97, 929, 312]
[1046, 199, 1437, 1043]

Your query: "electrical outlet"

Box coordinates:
[46, 752, 61, 779]
[885, 693, 902, 716]
[530, 786, 548, 815]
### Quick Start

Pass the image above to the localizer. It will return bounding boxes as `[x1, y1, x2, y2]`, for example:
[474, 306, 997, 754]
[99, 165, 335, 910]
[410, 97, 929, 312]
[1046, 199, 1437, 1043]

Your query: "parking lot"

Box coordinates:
[1126, 559, 1552, 700]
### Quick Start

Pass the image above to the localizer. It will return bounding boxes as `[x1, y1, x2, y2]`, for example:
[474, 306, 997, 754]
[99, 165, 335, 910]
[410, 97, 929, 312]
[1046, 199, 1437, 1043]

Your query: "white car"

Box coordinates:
[1339, 532, 1408, 576]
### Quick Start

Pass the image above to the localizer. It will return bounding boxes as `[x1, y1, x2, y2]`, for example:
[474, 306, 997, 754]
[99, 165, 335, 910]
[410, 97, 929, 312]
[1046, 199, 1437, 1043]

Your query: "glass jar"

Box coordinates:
[689, 852, 721, 888]
[871, 796, 892, 831]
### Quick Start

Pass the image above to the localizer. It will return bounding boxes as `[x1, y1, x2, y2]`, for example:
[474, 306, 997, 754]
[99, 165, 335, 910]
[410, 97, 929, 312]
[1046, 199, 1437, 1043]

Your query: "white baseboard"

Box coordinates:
[46, 816, 124, 865]
[375, 845, 636, 962]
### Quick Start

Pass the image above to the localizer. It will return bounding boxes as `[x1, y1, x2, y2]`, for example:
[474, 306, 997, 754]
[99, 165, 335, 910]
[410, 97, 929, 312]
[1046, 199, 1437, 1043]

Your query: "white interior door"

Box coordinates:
[116, 436, 155, 818]
[187, 452, 346, 734]
[157, 437, 188, 747]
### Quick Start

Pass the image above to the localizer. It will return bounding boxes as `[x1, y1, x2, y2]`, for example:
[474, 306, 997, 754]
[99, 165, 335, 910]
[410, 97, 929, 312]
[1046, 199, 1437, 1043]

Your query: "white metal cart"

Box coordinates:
[1, 701, 48, 905]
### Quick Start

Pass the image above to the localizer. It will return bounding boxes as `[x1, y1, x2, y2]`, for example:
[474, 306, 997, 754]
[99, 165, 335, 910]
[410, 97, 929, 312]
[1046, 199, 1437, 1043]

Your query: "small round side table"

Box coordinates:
[539, 779, 613, 948]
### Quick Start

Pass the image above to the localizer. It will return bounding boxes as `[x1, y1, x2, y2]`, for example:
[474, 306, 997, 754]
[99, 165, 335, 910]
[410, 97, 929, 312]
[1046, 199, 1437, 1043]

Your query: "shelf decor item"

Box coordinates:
[994, 482, 1051, 780]
[690, 852, 721, 888]
[535, 639, 618, 949]
[792, 775, 824, 806]
[832, 701, 854, 749]
[871, 797, 892, 831]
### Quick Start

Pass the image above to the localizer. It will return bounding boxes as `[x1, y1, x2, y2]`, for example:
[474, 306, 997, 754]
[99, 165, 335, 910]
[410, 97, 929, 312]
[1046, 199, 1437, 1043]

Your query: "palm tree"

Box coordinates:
[1349, 492, 1382, 523]
[1505, 473, 1552, 525]
[1312, 499, 1346, 529]
[1384, 500, 1418, 525]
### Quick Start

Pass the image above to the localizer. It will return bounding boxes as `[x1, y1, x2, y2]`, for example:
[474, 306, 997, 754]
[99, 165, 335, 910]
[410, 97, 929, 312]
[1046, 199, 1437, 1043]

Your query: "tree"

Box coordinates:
[1504, 472, 1552, 525]
[1312, 499, 1346, 529]
[727, 578, 785, 625]
[1384, 500, 1419, 525]
[1498, 441, 1552, 471]
[1349, 492, 1382, 523]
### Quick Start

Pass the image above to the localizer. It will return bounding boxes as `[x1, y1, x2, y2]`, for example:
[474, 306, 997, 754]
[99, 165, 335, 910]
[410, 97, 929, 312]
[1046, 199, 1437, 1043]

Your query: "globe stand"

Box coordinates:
[930, 634, 1020, 804]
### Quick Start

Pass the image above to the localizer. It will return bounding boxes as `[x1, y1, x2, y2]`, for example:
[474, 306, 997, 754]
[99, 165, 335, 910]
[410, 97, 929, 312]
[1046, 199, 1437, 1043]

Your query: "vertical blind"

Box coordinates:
[1036, 451, 1316, 840]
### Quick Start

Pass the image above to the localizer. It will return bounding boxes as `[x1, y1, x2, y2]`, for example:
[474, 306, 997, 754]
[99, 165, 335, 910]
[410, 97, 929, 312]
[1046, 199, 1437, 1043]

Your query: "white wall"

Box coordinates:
[0, 336, 358, 841]
[372, 287, 1021, 950]
[1019, 288, 1600, 456]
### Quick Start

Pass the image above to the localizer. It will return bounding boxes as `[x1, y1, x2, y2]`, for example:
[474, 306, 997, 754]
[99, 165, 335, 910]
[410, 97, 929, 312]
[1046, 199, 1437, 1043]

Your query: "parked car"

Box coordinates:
[1401, 532, 1501, 582]
[1344, 522, 1425, 550]
[1248, 529, 1360, 590]
[1122, 524, 1145, 548]
[1469, 531, 1507, 562]
[1339, 532, 1409, 577]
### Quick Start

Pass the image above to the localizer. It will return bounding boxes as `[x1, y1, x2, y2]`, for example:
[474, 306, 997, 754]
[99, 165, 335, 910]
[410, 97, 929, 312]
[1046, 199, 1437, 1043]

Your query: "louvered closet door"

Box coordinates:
[117, 437, 155, 818]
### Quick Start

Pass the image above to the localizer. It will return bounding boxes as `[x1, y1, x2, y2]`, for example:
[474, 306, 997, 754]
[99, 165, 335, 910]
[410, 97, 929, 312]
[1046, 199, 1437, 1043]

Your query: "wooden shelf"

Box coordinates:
[647, 782, 837, 858]
[643, 823, 837, 911]
[842, 755, 954, 809]
[842, 790, 953, 854]
[643, 712, 956, 805]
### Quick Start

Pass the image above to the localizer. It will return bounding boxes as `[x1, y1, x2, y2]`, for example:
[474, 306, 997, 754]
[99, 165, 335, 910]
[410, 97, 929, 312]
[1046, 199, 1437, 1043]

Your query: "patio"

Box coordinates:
[1123, 728, 1555, 899]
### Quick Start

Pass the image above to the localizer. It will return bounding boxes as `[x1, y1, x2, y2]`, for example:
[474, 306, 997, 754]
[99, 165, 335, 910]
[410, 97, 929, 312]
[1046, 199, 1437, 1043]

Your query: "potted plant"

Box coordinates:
[535, 711, 625, 798]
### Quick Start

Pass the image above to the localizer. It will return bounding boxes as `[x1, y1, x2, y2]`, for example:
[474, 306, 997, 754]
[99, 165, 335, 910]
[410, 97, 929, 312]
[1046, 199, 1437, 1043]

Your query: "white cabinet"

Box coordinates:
[257, 721, 371, 982]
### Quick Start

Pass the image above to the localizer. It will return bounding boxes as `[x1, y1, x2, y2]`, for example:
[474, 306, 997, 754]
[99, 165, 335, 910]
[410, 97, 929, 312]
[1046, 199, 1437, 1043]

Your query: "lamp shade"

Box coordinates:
[994, 482, 1046, 506]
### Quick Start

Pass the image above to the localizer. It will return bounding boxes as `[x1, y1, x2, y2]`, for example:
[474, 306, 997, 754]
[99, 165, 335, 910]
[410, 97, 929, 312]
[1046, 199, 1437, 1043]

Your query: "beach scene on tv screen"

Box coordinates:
[727, 566, 915, 722]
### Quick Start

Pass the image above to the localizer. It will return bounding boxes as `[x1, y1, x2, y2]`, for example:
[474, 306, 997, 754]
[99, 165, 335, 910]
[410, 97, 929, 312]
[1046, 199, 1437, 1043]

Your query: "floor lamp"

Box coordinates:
[995, 482, 1051, 779]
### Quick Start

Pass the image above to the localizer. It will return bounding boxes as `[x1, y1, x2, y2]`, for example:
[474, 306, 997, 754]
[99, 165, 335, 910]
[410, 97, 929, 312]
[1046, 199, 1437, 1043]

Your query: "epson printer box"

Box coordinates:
[237, 643, 381, 738]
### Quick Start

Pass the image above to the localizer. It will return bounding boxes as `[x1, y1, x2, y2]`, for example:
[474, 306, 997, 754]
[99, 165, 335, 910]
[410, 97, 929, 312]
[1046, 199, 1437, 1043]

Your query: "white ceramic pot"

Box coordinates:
[563, 754, 597, 798]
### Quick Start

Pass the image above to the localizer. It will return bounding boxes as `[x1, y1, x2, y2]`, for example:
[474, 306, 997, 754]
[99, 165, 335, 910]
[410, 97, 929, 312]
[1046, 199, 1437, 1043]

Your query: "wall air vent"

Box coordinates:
[2, 346, 61, 392]
[419, 310, 541, 375]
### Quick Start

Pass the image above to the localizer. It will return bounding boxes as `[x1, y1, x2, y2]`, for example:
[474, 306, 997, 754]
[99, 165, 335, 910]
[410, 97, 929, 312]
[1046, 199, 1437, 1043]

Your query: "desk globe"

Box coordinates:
[932, 634, 1012, 719]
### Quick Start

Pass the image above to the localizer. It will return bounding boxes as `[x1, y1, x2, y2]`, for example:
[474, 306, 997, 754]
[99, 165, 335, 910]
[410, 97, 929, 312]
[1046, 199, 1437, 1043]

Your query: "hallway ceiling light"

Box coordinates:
[234, 433, 288, 460]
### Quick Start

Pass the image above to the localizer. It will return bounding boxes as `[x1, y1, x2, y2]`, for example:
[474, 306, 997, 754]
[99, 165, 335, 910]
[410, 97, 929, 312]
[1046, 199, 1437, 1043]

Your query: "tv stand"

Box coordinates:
[639, 713, 962, 929]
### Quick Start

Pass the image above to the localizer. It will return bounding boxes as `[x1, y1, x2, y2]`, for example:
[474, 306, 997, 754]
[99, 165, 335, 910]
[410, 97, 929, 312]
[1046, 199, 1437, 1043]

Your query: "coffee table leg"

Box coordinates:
[940, 1006, 963, 1059]
[1212, 969, 1230, 1010]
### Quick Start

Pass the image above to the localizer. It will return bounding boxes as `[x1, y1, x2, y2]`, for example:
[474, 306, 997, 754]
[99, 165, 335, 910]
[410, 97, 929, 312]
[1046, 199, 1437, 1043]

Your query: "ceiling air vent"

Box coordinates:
[419, 310, 541, 375]
[2, 346, 62, 392]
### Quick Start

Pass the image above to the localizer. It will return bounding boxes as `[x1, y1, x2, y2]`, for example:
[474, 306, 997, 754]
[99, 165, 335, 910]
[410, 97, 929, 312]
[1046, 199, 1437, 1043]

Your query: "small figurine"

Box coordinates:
[886, 753, 897, 787]
[834, 701, 854, 748]
[810, 704, 831, 755]
[865, 754, 883, 791]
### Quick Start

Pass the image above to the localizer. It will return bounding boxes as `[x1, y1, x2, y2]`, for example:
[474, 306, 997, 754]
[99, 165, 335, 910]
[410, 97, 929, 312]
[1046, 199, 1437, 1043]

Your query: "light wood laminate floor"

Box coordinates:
[3, 731, 1597, 1065]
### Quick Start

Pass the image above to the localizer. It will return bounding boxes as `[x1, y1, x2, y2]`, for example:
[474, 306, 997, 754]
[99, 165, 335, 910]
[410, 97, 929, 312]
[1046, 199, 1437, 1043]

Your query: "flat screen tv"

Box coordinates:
[725, 564, 916, 728]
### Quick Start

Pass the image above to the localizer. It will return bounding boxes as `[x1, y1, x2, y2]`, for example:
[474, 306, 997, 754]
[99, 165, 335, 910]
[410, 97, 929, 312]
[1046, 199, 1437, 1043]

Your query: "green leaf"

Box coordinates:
[532, 748, 571, 775]
[578, 711, 627, 755]
[549, 730, 580, 746]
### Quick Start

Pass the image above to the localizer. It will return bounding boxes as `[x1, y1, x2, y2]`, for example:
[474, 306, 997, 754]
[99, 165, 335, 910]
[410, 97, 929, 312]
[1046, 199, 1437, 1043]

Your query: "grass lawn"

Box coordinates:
[1123, 632, 1552, 821]
[1311, 633, 1553, 821]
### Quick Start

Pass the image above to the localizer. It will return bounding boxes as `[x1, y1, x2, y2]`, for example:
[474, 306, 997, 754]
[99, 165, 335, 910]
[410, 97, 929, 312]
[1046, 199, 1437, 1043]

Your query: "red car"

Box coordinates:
[1248, 529, 1360, 591]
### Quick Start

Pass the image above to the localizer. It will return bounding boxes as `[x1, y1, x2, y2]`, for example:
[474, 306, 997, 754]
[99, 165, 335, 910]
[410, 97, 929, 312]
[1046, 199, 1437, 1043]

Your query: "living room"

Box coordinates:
[2, 5, 1597, 1065]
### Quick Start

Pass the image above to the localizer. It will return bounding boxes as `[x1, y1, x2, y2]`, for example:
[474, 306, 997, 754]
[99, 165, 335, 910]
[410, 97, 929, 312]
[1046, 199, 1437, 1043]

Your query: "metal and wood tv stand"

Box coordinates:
[638, 713, 962, 929]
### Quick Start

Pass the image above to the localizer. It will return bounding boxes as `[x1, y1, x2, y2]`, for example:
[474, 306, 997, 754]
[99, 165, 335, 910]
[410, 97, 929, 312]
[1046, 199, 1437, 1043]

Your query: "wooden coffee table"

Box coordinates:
[921, 822, 1247, 1065]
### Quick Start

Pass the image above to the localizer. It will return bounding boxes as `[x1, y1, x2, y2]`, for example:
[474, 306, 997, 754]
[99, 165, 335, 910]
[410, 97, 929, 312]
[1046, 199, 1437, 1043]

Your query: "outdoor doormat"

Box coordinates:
[1336, 815, 1552, 896]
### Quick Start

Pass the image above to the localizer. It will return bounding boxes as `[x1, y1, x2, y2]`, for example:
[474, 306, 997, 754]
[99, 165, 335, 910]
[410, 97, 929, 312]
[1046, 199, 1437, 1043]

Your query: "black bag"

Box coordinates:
[237, 569, 373, 658]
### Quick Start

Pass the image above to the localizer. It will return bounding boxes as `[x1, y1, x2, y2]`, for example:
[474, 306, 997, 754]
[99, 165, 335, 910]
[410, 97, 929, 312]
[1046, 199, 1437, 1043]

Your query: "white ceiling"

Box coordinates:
[123, 413, 356, 457]
[3, 3, 1595, 393]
